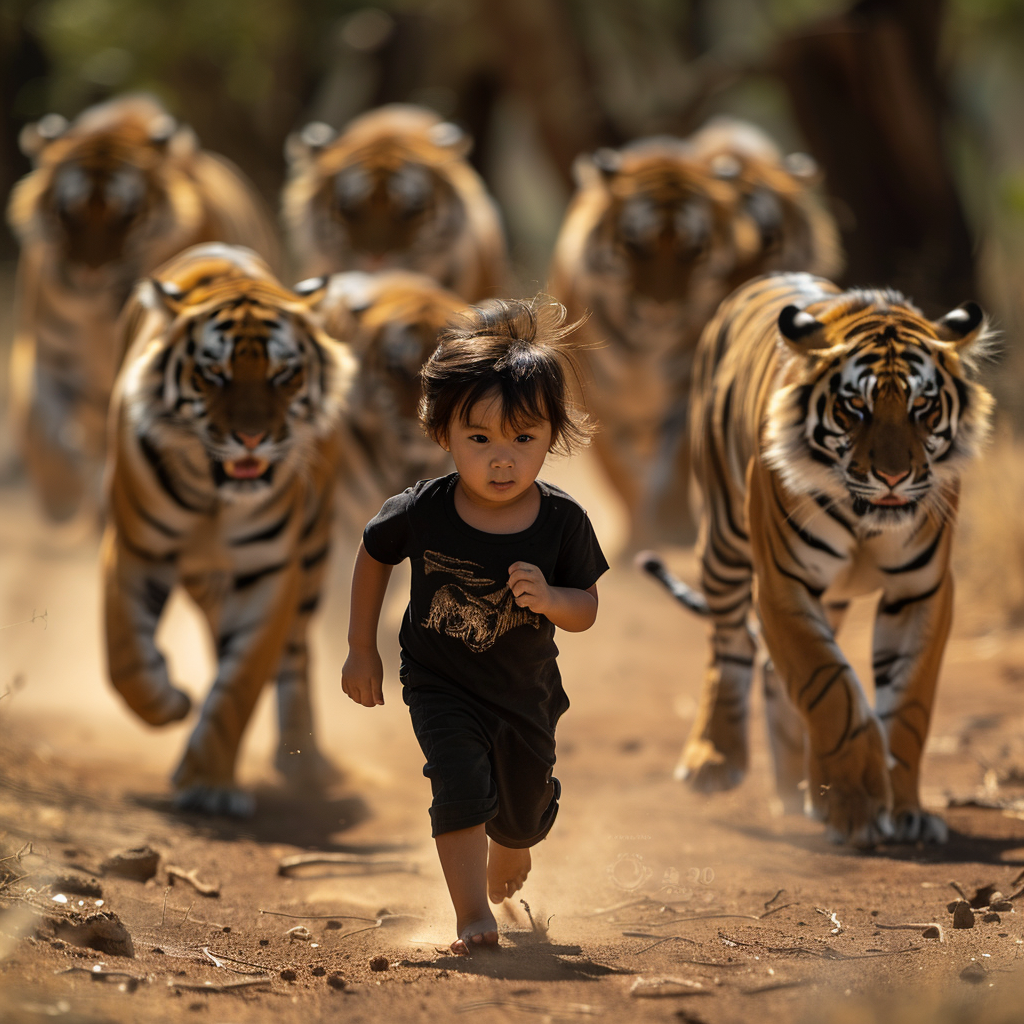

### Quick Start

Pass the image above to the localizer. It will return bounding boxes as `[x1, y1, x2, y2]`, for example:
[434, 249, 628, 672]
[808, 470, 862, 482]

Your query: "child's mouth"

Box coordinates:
[490, 480, 514, 491]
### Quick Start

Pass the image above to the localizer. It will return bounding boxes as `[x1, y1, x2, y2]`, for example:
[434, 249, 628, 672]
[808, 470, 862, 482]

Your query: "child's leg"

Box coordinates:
[487, 840, 531, 903]
[435, 824, 498, 954]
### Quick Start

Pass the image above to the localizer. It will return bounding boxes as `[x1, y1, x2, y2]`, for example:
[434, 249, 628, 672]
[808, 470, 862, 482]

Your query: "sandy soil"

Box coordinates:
[3, 449, 1024, 1024]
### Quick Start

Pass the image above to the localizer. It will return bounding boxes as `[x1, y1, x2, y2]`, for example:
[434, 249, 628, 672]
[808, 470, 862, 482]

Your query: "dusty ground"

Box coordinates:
[3, 442, 1024, 1024]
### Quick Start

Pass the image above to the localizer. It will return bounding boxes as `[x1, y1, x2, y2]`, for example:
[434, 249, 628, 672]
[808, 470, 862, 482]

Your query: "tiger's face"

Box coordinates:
[10, 97, 191, 289]
[135, 256, 349, 498]
[283, 106, 473, 276]
[584, 144, 735, 305]
[764, 294, 993, 529]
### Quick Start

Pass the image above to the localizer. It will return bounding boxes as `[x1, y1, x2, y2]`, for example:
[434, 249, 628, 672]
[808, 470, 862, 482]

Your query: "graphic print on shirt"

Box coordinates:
[422, 550, 540, 653]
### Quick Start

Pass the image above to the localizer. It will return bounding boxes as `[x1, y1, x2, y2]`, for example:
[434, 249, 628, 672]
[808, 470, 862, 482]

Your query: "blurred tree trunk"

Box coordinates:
[776, 0, 976, 313]
[0, 15, 49, 258]
[480, 0, 622, 188]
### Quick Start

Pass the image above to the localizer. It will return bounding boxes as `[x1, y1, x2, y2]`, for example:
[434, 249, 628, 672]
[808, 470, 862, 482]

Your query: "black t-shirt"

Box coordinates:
[363, 473, 608, 729]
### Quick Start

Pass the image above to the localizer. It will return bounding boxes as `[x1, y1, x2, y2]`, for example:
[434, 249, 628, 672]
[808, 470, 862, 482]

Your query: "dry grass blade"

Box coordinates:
[630, 975, 707, 998]
[168, 977, 272, 993]
[456, 999, 602, 1015]
[202, 947, 271, 975]
[259, 909, 379, 922]
[277, 852, 419, 876]
[875, 922, 945, 942]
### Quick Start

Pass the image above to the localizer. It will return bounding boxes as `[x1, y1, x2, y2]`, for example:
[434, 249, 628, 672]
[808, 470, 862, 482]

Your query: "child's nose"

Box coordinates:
[491, 447, 514, 467]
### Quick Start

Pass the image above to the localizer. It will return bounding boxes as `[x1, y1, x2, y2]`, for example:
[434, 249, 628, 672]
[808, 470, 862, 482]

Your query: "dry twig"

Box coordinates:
[167, 865, 220, 897]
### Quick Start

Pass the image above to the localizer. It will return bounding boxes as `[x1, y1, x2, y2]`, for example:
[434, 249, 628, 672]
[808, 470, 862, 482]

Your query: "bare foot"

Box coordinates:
[487, 841, 531, 904]
[450, 914, 499, 955]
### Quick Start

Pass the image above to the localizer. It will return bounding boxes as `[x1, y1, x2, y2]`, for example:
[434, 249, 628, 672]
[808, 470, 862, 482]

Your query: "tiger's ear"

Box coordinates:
[141, 277, 187, 316]
[777, 304, 827, 352]
[574, 149, 620, 189]
[428, 121, 471, 158]
[285, 122, 336, 165]
[934, 301, 986, 350]
[19, 113, 69, 161]
[784, 151, 820, 183]
[293, 275, 330, 304]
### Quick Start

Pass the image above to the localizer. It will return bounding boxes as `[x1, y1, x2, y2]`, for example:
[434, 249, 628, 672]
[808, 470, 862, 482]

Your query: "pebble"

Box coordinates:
[369, 955, 389, 972]
[951, 901, 975, 929]
[280, 968, 298, 982]
[327, 972, 347, 990]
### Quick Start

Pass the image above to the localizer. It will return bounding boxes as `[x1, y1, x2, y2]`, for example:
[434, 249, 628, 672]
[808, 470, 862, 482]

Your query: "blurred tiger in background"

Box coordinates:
[644, 272, 993, 847]
[688, 116, 842, 290]
[6, 94, 281, 524]
[549, 125, 843, 548]
[104, 243, 355, 816]
[548, 135, 738, 547]
[310, 269, 465, 529]
[281, 104, 507, 302]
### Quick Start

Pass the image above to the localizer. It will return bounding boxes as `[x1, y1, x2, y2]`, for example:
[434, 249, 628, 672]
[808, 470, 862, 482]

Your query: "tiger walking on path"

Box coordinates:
[6, 94, 280, 523]
[104, 244, 355, 816]
[647, 272, 993, 847]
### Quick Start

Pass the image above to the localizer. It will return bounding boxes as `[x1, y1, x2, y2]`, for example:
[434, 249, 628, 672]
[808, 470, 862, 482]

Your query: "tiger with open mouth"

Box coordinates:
[104, 243, 355, 816]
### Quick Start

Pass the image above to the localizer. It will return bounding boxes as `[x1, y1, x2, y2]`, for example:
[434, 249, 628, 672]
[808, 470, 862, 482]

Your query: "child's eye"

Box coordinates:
[468, 434, 488, 443]
[515, 434, 534, 443]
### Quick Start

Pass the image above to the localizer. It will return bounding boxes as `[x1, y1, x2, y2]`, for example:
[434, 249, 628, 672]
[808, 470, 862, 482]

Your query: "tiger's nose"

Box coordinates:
[876, 468, 910, 487]
[234, 431, 266, 450]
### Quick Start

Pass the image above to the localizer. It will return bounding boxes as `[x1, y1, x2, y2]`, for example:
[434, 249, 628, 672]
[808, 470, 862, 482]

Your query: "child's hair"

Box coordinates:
[420, 296, 593, 456]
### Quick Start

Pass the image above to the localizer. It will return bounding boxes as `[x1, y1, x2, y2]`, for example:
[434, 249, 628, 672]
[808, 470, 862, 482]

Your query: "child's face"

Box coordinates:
[444, 392, 552, 509]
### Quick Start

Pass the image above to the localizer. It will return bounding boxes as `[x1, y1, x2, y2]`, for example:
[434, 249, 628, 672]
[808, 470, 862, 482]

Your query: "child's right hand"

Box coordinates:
[341, 647, 385, 707]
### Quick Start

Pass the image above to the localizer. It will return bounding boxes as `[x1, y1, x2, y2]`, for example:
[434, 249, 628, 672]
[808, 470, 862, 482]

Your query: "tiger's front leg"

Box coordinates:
[872, 570, 954, 844]
[102, 525, 192, 725]
[749, 476, 893, 847]
[172, 560, 302, 817]
[273, 494, 340, 792]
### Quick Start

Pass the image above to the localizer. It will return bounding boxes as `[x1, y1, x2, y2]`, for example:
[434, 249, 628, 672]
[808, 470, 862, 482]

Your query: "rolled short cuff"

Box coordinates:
[429, 796, 498, 838]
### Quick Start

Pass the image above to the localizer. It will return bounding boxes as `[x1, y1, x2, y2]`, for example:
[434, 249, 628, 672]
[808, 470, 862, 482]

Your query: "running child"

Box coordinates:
[341, 296, 608, 955]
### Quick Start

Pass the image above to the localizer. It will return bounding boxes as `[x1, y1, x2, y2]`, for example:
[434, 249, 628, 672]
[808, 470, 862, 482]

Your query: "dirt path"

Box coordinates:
[3, 453, 1024, 1024]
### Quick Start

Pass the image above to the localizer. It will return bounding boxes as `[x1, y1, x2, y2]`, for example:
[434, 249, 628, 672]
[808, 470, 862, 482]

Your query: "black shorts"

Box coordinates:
[403, 681, 563, 848]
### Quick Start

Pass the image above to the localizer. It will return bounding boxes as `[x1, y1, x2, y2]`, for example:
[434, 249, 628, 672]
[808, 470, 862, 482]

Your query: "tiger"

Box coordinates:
[548, 135, 739, 546]
[310, 269, 465, 529]
[643, 271, 993, 847]
[6, 93, 281, 524]
[687, 116, 843, 290]
[549, 125, 844, 547]
[281, 104, 507, 302]
[103, 243, 356, 816]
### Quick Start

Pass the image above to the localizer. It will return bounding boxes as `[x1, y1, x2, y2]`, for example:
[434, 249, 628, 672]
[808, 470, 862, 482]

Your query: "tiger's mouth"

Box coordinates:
[851, 496, 918, 517]
[213, 456, 274, 485]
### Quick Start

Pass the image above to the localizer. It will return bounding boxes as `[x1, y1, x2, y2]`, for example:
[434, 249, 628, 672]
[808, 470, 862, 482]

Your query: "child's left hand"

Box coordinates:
[508, 561, 553, 616]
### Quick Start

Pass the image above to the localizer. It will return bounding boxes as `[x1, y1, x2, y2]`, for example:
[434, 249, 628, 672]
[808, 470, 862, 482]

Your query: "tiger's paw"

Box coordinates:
[675, 737, 746, 792]
[891, 808, 948, 845]
[807, 717, 894, 848]
[174, 785, 256, 818]
[142, 686, 192, 727]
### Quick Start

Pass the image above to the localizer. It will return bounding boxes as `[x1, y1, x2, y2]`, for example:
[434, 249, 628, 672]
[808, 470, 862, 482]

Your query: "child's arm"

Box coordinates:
[507, 562, 599, 632]
[342, 541, 394, 707]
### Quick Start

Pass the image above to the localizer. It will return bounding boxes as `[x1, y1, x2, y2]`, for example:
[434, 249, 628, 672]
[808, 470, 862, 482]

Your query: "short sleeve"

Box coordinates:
[362, 488, 415, 565]
[552, 507, 609, 592]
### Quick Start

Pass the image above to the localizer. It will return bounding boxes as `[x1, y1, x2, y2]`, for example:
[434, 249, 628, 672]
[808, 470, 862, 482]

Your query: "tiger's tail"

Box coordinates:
[635, 551, 710, 617]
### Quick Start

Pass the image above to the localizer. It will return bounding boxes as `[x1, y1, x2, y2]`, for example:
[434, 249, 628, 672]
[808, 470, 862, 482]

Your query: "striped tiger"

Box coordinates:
[6, 94, 281, 523]
[548, 135, 738, 546]
[104, 243, 355, 816]
[282, 104, 507, 302]
[687, 116, 843, 289]
[549, 126, 844, 547]
[648, 272, 993, 846]
[310, 269, 464, 529]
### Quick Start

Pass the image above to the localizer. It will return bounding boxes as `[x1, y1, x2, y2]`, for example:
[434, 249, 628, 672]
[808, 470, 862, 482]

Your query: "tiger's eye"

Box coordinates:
[913, 396, 927, 408]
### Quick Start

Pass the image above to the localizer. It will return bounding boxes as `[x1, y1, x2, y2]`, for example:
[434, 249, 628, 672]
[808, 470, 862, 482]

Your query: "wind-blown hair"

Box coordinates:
[420, 296, 593, 456]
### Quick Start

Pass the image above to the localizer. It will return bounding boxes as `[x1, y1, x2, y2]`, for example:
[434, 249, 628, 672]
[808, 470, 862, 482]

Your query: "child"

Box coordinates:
[341, 297, 608, 955]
